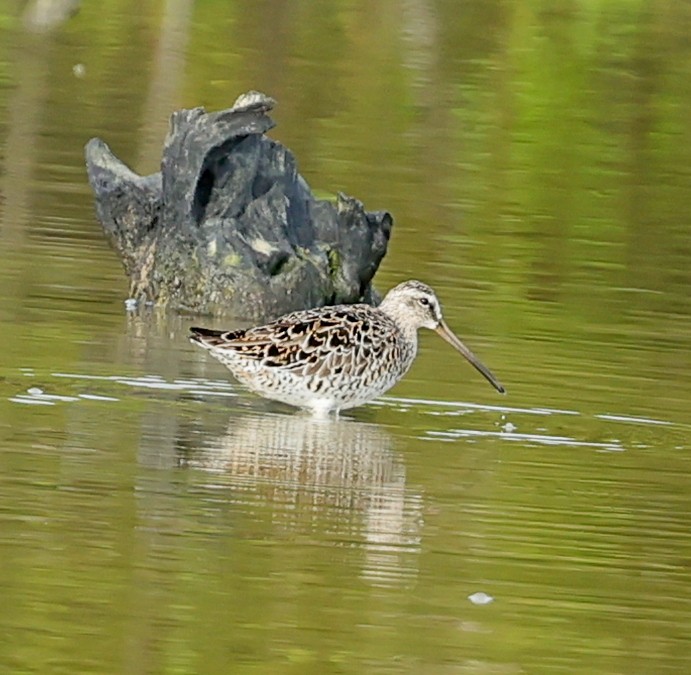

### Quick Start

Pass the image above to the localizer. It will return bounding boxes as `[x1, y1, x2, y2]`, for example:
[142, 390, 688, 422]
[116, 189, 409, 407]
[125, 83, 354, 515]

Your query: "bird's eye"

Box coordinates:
[418, 297, 430, 307]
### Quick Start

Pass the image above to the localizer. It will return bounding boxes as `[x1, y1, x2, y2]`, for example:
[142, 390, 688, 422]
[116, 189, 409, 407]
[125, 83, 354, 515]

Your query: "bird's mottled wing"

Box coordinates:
[204, 305, 397, 373]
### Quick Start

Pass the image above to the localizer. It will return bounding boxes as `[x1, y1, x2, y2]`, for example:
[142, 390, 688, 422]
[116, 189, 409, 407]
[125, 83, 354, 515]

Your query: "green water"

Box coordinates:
[1, 2, 691, 673]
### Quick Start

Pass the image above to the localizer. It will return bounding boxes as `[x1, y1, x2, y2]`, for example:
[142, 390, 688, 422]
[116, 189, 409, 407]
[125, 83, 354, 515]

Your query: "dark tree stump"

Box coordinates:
[85, 91, 393, 320]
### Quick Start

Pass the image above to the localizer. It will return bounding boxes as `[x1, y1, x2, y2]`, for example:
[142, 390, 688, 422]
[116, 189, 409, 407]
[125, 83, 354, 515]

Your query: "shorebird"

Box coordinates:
[190, 280, 505, 414]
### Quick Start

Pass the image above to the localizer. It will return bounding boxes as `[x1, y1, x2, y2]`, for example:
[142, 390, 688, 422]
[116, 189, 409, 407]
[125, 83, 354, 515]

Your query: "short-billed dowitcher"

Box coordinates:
[190, 280, 504, 414]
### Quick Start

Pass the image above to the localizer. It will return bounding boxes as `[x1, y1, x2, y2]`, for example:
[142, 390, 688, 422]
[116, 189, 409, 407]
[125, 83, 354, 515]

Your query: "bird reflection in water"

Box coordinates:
[185, 412, 423, 586]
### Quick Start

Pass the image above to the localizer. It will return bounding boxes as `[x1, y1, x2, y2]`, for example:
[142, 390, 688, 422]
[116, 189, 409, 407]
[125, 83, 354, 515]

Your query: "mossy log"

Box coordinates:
[85, 91, 393, 319]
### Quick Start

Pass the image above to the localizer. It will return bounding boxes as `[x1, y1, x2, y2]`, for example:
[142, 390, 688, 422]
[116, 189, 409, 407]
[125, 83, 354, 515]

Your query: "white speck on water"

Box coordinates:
[596, 413, 672, 426]
[10, 396, 54, 406]
[39, 394, 80, 402]
[468, 592, 494, 606]
[14, 387, 80, 404]
[79, 393, 120, 402]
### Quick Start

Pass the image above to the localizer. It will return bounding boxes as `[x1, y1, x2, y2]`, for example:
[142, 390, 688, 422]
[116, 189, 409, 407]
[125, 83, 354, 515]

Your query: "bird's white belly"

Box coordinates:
[233, 364, 398, 414]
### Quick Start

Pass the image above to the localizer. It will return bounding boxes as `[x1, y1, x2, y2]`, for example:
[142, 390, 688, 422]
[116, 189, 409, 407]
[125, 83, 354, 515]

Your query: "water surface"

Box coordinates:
[1, 2, 691, 673]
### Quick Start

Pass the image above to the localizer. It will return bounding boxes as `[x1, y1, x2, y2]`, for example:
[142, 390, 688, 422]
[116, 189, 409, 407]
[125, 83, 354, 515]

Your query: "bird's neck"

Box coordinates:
[378, 300, 419, 345]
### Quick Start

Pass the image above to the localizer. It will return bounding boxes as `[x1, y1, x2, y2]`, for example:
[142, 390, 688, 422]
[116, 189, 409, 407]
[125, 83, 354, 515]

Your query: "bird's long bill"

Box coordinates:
[435, 320, 505, 394]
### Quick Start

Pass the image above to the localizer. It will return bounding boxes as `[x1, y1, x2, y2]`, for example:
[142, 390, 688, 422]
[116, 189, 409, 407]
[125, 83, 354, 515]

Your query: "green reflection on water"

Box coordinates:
[1, 1, 691, 673]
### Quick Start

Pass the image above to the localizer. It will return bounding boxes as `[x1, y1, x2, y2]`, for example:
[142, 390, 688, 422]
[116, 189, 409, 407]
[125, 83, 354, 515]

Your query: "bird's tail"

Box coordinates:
[189, 326, 230, 349]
